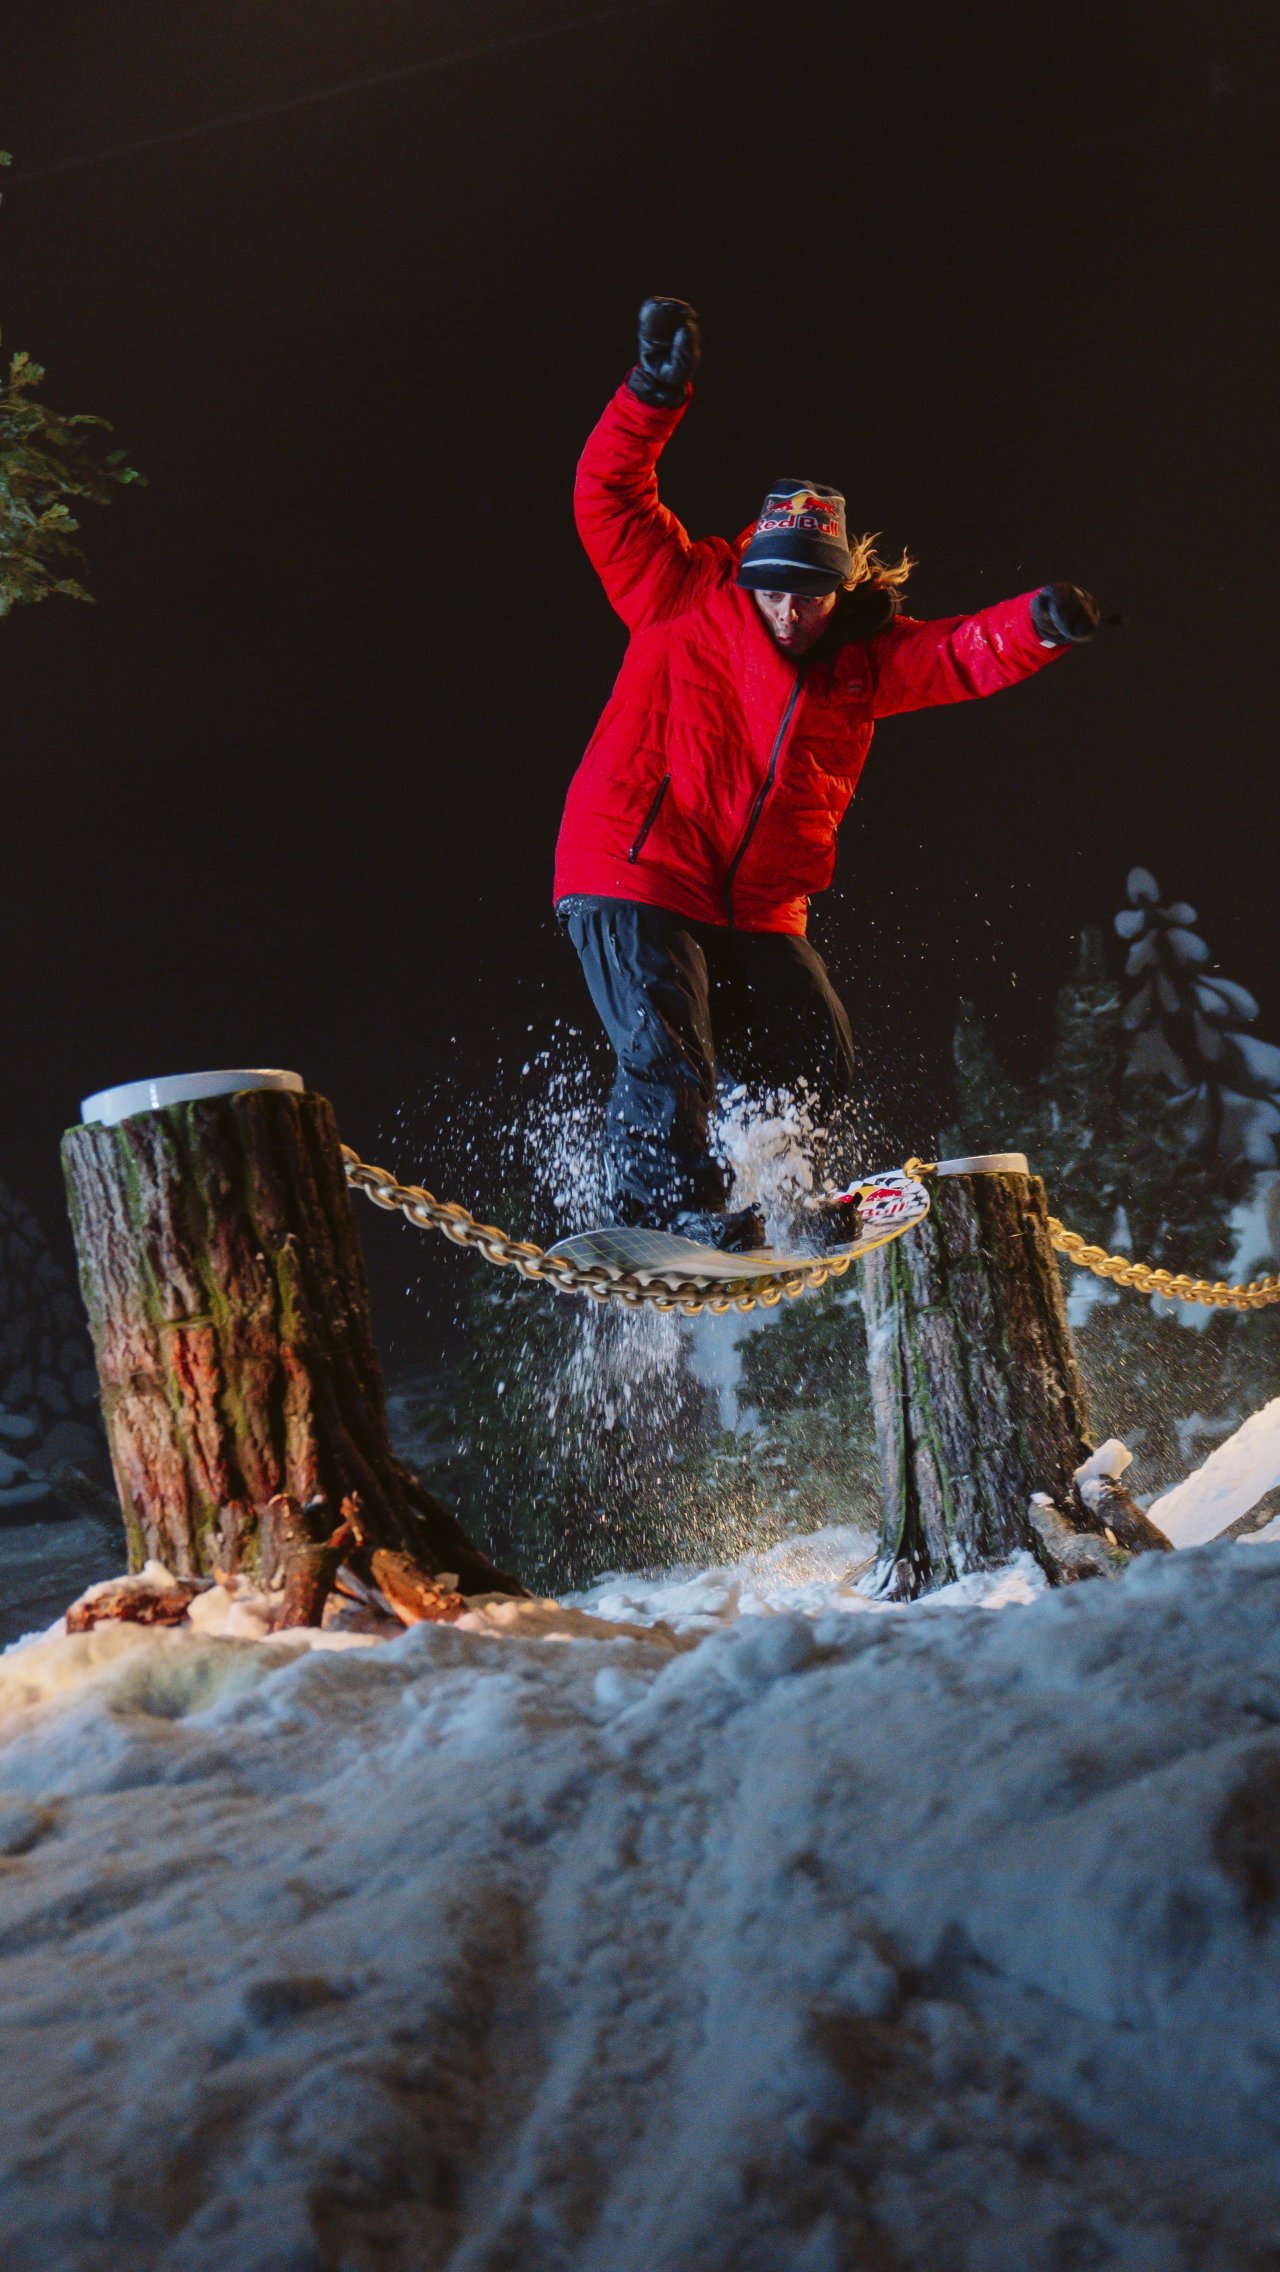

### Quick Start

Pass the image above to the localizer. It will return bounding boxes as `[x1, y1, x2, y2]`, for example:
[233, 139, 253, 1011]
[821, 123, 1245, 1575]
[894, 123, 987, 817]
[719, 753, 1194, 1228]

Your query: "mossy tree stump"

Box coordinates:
[860, 1164, 1169, 1597]
[62, 1087, 521, 1599]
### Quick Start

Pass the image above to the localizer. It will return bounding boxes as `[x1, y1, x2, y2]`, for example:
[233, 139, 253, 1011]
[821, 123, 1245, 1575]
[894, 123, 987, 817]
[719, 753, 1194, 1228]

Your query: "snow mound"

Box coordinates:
[566, 1524, 1045, 1631]
[1, 1540, 1279, 2268]
[1152, 1393, 1280, 1546]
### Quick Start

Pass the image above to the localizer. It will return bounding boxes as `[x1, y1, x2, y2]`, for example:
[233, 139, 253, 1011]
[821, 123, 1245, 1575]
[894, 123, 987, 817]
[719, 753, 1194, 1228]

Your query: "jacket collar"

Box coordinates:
[808, 580, 899, 655]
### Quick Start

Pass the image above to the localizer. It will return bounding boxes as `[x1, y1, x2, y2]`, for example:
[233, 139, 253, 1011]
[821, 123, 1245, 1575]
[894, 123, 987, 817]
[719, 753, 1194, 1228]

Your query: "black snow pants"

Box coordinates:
[558, 895, 855, 1224]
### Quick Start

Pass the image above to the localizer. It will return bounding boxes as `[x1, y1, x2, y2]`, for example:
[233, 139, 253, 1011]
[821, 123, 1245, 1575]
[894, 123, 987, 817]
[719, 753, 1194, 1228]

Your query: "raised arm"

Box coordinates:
[574, 298, 726, 630]
[868, 584, 1099, 717]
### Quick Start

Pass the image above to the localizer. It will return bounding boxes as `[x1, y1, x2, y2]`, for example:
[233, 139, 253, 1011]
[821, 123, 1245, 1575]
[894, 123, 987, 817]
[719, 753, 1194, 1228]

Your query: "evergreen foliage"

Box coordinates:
[717, 1290, 880, 1536]
[1116, 867, 1280, 1167]
[0, 154, 142, 615]
[953, 889, 1280, 1499]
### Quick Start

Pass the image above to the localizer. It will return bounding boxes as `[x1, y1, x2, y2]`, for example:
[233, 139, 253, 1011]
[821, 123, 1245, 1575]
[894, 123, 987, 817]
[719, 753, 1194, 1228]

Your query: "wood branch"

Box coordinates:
[1027, 1496, 1131, 1584]
[65, 1577, 208, 1632]
[1074, 1474, 1174, 1557]
[1069, 1446, 1173, 1557]
[265, 1492, 354, 1631]
[367, 1549, 467, 1626]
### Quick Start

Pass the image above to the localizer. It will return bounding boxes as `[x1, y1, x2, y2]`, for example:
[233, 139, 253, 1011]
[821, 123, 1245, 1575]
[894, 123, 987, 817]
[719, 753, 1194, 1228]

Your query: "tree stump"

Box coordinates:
[62, 1087, 522, 1600]
[859, 1162, 1168, 1598]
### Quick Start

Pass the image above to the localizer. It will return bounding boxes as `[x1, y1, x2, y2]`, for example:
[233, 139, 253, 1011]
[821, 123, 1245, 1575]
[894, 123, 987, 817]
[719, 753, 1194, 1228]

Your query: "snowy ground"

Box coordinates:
[1, 1530, 1279, 2270]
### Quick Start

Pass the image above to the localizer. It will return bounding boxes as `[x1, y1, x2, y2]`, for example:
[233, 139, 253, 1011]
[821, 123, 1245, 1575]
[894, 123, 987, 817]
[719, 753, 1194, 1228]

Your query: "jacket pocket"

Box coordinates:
[627, 774, 671, 863]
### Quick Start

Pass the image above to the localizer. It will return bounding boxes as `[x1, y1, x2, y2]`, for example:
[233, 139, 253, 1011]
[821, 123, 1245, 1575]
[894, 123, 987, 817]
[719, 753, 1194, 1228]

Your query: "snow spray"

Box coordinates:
[380, 1027, 892, 1586]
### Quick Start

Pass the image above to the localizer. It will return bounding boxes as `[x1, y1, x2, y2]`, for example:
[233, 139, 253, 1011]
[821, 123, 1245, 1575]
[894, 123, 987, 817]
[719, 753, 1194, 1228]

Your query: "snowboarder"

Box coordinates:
[554, 298, 1099, 1251]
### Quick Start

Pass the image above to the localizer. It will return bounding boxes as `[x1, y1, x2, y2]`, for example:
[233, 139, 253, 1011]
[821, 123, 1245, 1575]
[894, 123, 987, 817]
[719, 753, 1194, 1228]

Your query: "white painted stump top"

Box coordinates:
[934, 1153, 1031, 1176]
[80, 1070, 305, 1127]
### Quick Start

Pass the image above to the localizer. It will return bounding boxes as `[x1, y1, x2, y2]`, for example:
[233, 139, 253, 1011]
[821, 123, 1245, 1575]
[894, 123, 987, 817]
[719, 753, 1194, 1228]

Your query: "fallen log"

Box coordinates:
[65, 1575, 208, 1633]
[367, 1548, 467, 1626]
[1027, 1497, 1129, 1584]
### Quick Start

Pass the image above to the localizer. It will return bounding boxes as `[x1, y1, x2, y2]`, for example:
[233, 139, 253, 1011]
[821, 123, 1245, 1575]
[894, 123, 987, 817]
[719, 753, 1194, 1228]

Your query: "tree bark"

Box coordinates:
[859, 1167, 1167, 1598]
[62, 1089, 522, 1600]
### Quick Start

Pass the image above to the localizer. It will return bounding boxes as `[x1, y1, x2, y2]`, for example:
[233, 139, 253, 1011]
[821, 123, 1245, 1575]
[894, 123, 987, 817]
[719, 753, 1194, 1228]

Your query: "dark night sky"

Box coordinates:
[3, 1, 1278, 1315]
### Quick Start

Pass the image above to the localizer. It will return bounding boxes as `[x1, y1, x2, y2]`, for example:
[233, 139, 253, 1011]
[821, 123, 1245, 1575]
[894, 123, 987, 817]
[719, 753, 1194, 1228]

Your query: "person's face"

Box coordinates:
[752, 586, 839, 655]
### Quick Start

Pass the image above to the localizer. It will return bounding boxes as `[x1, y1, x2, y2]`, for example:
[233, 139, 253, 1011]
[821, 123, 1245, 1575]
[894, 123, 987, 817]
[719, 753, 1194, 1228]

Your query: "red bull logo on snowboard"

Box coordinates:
[832, 1169, 929, 1227]
[754, 487, 842, 540]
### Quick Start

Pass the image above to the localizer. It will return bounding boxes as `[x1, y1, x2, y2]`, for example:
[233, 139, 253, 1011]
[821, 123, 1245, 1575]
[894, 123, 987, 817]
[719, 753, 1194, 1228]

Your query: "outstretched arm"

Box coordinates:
[574, 297, 724, 630]
[868, 583, 1099, 717]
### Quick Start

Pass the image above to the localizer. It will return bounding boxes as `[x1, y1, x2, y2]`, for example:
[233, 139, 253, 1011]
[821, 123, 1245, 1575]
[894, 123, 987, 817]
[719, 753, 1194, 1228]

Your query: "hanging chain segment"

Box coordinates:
[1046, 1220, 1280, 1313]
[340, 1147, 853, 1315]
[341, 1148, 1280, 1315]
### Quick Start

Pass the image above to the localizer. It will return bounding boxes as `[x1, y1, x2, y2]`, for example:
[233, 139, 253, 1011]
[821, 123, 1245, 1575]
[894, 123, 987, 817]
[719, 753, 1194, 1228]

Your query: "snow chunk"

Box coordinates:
[1073, 1437, 1134, 1510]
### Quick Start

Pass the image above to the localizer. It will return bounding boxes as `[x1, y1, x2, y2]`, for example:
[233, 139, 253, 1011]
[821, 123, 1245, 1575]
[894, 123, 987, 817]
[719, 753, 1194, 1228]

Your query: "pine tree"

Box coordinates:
[0, 155, 142, 615]
[723, 1287, 881, 1539]
[945, 892, 1280, 1504]
[1116, 867, 1280, 1168]
[1032, 929, 1123, 1232]
[950, 997, 1033, 1162]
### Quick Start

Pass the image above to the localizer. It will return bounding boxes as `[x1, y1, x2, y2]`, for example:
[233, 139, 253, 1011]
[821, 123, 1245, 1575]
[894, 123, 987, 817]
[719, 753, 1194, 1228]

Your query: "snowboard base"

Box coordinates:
[545, 1170, 930, 1290]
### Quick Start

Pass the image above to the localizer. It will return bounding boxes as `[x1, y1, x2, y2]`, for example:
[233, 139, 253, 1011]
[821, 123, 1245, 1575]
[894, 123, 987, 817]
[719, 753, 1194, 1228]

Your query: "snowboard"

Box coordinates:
[545, 1168, 930, 1289]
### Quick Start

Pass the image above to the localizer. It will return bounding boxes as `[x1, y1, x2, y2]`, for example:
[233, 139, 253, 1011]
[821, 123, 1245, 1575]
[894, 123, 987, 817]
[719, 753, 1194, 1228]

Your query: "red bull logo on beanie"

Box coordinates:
[754, 486, 843, 540]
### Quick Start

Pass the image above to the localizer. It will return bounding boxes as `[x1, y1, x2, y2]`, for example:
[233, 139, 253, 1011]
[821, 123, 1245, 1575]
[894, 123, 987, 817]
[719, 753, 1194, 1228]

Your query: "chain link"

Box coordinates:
[341, 1147, 1280, 1316]
[340, 1147, 855, 1314]
[1046, 1220, 1280, 1313]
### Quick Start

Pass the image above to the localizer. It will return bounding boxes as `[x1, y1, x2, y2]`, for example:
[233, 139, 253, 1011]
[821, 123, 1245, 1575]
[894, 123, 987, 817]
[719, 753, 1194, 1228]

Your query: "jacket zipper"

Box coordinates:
[722, 676, 803, 925]
[627, 774, 671, 863]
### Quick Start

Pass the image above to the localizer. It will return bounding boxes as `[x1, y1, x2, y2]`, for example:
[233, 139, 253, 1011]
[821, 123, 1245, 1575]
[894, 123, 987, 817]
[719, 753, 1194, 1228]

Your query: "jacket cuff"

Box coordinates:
[1011, 587, 1069, 667]
[1029, 587, 1064, 648]
[607, 374, 691, 437]
[626, 366, 693, 412]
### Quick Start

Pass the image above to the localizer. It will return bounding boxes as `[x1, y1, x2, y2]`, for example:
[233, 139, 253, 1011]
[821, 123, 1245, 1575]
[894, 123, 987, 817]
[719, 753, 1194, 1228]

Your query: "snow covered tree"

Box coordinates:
[1117, 867, 1280, 1167]
[0, 155, 141, 614]
[948, 906, 1280, 1505]
[951, 996, 1031, 1163]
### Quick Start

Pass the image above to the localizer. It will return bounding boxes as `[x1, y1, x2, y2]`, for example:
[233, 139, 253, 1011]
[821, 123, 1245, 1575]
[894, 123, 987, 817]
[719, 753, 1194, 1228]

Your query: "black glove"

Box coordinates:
[1031, 582, 1101, 646]
[627, 296, 701, 408]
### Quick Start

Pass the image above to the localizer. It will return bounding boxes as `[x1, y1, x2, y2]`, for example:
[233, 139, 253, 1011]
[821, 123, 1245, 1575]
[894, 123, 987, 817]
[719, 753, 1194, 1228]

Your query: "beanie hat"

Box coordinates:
[736, 481, 853, 595]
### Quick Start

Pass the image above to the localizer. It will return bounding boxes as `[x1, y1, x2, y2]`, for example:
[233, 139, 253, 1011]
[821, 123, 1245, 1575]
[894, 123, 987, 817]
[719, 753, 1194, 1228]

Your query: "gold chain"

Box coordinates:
[1046, 1220, 1280, 1312]
[892, 1160, 1280, 1313]
[340, 1147, 856, 1315]
[341, 1147, 1279, 1316]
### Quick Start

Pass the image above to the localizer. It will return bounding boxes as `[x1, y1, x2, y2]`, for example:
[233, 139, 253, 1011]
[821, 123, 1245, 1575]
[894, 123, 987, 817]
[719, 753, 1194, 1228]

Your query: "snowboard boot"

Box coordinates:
[669, 1204, 768, 1254]
[803, 1195, 866, 1252]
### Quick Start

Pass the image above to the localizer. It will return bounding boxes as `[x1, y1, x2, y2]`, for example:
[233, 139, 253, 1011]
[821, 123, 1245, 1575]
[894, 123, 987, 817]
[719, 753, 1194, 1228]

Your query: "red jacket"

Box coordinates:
[554, 381, 1064, 935]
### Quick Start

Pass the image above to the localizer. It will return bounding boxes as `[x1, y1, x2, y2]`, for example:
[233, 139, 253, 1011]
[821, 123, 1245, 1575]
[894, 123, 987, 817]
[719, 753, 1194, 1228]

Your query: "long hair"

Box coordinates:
[845, 532, 914, 593]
